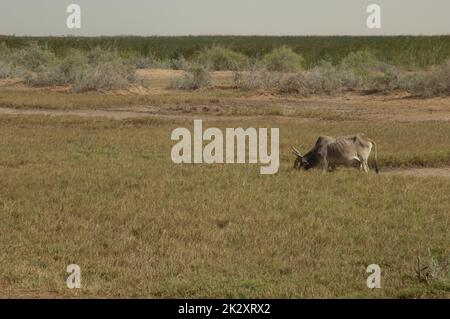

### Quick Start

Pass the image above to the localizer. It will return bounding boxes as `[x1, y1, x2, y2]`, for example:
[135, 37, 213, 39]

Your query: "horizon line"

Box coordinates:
[2, 34, 450, 38]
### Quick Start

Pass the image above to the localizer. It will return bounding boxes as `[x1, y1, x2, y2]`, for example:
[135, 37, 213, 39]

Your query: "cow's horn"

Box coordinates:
[292, 146, 302, 157]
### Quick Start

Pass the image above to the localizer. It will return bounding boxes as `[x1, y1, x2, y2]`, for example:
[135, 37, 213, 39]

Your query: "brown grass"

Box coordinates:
[0, 115, 449, 298]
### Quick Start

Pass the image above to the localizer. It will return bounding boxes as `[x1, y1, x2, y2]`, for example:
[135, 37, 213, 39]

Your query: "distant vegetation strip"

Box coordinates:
[2, 35, 450, 68]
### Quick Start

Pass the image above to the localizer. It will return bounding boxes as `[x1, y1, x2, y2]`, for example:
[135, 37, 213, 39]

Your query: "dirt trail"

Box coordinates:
[0, 106, 158, 120]
[0, 106, 313, 122]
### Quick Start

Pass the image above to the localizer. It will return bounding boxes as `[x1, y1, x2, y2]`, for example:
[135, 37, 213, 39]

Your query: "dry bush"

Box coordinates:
[170, 55, 191, 70]
[278, 62, 354, 96]
[133, 56, 161, 69]
[169, 66, 211, 90]
[262, 46, 304, 72]
[233, 67, 283, 91]
[0, 60, 26, 79]
[198, 45, 249, 71]
[259, 51, 414, 96]
[73, 61, 136, 93]
[0, 43, 38, 78]
[132, 55, 173, 69]
[403, 60, 450, 97]
[14, 42, 56, 72]
[25, 49, 87, 87]
[25, 47, 137, 92]
[366, 63, 406, 93]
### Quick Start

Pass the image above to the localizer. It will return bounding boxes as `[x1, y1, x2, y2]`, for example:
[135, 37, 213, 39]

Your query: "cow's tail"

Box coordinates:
[371, 140, 379, 174]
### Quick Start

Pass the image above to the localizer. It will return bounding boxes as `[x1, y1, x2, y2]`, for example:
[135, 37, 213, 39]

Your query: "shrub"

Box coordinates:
[25, 61, 80, 87]
[338, 50, 380, 86]
[0, 60, 26, 79]
[73, 61, 136, 92]
[0, 60, 14, 79]
[25, 67, 63, 86]
[25, 47, 136, 91]
[198, 45, 248, 71]
[262, 46, 304, 72]
[0, 44, 27, 79]
[0, 42, 11, 60]
[278, 62, 350, 96]
[133, 55, 172, 69]
[133, 56, 160, 69]
[404, 60, 450, 97]
[233, 67, 283, 91]
[169, 66, 211, 90]
[14, 42, 56, 71]
[86, 46, 122, 65]
[367, 63, 405, 93]
[339, 50, 378, 72]
[170, 55, 190, 70]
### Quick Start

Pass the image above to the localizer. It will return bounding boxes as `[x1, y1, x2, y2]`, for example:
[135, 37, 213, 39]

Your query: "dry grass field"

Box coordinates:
[0, 70, 449, 298]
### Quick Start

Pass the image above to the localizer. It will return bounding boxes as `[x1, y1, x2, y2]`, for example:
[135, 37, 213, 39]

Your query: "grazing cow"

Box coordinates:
[292, 134, 379, 173]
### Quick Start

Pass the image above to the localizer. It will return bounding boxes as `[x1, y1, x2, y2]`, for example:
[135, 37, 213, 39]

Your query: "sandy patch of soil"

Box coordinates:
[136, 69, 234, 80]
[245, 93, 450, 122]
[136, 68, 186, 80]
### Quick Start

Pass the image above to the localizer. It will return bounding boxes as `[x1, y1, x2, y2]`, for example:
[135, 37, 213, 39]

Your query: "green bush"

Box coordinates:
[262, 46, 304, 72]
[338, 50, 380, 86]
[198, 45, 248, 71]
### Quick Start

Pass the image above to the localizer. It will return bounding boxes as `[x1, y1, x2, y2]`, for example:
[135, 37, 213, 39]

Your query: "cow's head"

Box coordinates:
[292, 146, 308, 170]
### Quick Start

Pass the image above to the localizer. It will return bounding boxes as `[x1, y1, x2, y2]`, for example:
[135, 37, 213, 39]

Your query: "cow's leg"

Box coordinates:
[363, 161, 370, 173]
[359, 154, 370, 173]
[322, 157, 329, 172]
[351, 157, 364, 172]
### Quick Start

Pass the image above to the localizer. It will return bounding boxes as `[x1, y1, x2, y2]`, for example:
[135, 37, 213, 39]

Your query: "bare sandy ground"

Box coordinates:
[0, 106, 158, 120]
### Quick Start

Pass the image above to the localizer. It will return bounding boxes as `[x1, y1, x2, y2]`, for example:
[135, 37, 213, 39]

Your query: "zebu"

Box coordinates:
[292, 134, 379, 173]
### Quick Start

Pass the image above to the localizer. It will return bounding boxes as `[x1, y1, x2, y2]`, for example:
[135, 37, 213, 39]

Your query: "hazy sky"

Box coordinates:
[1, 0, 449, 36]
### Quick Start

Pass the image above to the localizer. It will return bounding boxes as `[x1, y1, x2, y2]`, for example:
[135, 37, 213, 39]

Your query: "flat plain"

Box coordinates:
[0, 69, 449, 298]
